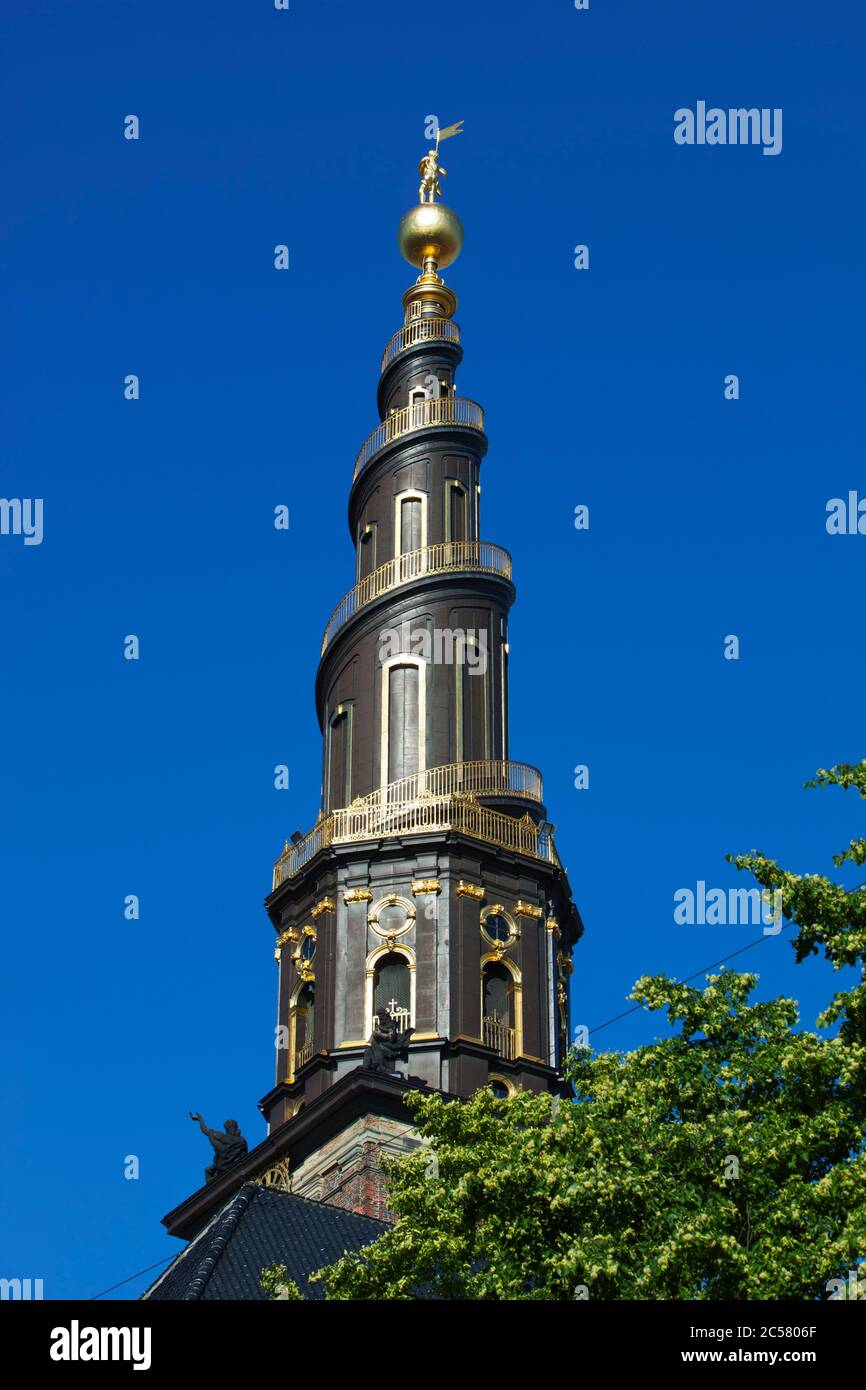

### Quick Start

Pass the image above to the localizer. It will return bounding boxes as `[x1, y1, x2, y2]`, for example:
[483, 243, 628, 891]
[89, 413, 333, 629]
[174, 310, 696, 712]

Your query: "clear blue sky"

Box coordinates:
[1, 0, 863, 1300]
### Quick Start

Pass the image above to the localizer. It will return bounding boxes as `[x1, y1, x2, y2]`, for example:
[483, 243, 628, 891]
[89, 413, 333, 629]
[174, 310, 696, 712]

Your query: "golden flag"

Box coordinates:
[436, 119, 464, 144]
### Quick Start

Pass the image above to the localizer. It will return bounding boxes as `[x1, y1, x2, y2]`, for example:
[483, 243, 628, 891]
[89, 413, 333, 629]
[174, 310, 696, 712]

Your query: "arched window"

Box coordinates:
[292, 983, 315, 1074]
[445, 480, 468, 544]
[372, 952, 411, 1030]
[357, 521, 378, 581]
[394, 490, 428, 559]
[400, 496, 422, 554]
[381, 658, 426, 786]
[365, 943, 417, 1039]
[482, 961, 517, 1060]
[326, 704, 353, 810]
[455, 633, 489, 762]
[500, 617, 509, 761]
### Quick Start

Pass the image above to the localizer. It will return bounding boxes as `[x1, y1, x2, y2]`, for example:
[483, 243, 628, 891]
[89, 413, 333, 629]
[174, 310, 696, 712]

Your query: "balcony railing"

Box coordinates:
[482, 1014, 517, 1060]
[354, 396, 484, 480]
[321, 539, 511, 655]
[295, 1038, 314, 1071]
[374, 1006, 412, 1031]
[380, 317, 461, 374]
[273, 788, 560, 890]
[356, 759, 543, 810]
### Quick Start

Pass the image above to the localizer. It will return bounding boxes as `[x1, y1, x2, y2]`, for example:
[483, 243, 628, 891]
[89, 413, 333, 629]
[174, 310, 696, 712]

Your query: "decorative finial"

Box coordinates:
[398, 119, 465, 273]
[417, 119, 463, 204]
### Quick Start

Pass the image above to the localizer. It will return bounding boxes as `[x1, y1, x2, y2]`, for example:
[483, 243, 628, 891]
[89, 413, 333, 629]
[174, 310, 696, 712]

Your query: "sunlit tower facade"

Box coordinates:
[163, 133, 583, 1234]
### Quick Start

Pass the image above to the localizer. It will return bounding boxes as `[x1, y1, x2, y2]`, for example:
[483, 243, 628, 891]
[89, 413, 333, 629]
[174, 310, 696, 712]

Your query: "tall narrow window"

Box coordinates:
[455, 635, 489, 762]
[445, 481, 468, 544]
[394, 490, 427, 560]
[293, 984, 315, 1072]
[482, 963, 515, 1059]
[326, 704, 352, 810]
[373, 953, 411, 1028]
[357, 522, 377, 581]
[400, 497, 422, 555]
[387, 665, 419, 782]
[500, 618, 509, 761]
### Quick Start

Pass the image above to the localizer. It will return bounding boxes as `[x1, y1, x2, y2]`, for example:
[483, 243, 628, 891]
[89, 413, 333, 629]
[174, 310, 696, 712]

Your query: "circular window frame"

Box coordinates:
[480, 904, 519, 950]
[292, 924, 317, 979]
[368, 892, 416, 940]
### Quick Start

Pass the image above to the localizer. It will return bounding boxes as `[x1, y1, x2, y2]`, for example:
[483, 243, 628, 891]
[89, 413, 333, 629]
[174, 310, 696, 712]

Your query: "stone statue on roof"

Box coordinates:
[189, 1112, 248, 1185]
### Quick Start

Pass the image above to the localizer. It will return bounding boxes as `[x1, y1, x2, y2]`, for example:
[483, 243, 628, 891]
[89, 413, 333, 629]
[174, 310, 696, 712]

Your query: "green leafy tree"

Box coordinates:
[260, 1263, 304, 1300]
[264, 761, 866, 1301]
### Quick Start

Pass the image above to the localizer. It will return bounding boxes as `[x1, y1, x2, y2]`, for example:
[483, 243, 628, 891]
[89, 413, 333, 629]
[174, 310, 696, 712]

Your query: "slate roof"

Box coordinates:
[142, 1183, 388, 1301]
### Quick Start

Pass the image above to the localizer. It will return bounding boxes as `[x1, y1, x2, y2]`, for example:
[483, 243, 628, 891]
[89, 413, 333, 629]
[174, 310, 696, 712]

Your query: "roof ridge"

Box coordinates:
[182, 1183, 261, 1301]
[141, 1182, 391, 1300]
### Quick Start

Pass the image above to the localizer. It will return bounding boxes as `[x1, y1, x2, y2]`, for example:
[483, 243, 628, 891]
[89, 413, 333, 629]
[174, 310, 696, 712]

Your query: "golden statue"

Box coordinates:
[417, 120, 463, 204]
[418, 148, 446, 204]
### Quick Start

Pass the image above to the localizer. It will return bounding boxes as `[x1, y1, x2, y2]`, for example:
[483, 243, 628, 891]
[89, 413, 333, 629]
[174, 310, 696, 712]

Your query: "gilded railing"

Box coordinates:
[321, 539, 511, 654]
[354, 396, 484, 480]
[280, 816, 331, 879]
[273, 792, 559, 889]
[482, 1014, 517, 1060]
[295, 1038, 314, 1071]
[353, 759, 543, 810]
[374, 1006, 412, 1030]
[380, 317, 460, 374]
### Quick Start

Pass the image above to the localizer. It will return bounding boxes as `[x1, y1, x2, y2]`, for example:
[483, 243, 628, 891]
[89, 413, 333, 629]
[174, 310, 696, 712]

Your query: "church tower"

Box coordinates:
[162, 133, 583, 1238]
